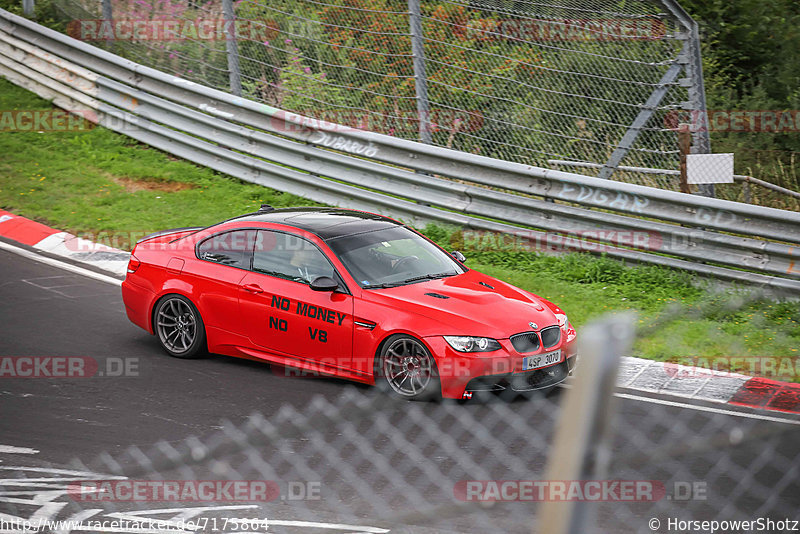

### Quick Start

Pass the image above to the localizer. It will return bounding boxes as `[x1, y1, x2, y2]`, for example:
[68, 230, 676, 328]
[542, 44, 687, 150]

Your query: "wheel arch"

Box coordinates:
[151, 292, 209, 358]
[372, 332, 442, 399]
[372, 330, 439, 377]
[150, 290, 204, 338]
[148, 281, 199, 333]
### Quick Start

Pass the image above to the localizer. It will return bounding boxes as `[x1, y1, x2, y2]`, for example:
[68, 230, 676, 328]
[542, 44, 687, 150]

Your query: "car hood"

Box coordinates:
[363, 269, 559, 339]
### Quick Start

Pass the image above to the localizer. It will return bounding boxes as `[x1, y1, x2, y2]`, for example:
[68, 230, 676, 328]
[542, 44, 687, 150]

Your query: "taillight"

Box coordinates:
[127, 254, 141, 274]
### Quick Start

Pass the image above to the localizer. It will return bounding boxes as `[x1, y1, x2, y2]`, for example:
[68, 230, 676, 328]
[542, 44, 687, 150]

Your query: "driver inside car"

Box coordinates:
[289, 246, 328, 283]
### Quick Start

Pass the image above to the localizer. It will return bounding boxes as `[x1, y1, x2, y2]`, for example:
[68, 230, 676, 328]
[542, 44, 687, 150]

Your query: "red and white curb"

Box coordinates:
[1, 210, 798, 416]
[617, 357, 800, 415]
[0, 209, 129, 277]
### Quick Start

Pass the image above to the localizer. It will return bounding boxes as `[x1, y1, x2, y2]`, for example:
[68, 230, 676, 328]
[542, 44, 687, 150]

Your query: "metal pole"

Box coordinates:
[408, 0, 431, 144]
[101, 0, 113, 51]
[222, 0, 242, 97]
[688, 19, 714, 198]
[598, 57, 684, 180]
[22, 0, 34, 18]
[538, 314, 635, 534]
[687, 22, 710, 156]
[654, 1, 714, 197]
[678, 127, 691, 194]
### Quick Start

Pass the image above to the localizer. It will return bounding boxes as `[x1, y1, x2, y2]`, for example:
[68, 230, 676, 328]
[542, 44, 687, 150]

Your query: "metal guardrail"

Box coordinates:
[42, 0, 707, 188]
[2, 8, 800, 294]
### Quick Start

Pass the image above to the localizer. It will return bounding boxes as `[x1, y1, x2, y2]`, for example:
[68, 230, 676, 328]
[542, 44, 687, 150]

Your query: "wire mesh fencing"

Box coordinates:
[1, 308, 797, 534]
[42, 0, 703, 190]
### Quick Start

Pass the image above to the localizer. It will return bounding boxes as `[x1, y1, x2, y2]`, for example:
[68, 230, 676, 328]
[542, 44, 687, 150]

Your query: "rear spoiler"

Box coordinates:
[137, 227, 204, 244]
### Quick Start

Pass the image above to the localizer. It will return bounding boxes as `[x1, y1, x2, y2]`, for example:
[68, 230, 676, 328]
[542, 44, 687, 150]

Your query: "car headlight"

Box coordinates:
[443, 336, 501, 353]
[555, 313, 577, 343]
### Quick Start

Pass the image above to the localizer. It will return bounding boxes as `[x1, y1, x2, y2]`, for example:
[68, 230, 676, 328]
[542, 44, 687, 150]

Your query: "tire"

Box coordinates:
[375, 334, 441, 401]
[153, 294, 206, 359]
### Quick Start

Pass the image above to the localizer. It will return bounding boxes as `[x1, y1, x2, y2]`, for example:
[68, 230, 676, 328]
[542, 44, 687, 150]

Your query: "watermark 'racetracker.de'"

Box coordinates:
[67, 480, 321, 502]
[0, 356, 138, 378]
[67, 18, 274, 41]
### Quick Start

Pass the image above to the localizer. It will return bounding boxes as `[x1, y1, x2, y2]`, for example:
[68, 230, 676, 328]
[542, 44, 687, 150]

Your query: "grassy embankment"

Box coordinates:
[1, 78, 797, 379]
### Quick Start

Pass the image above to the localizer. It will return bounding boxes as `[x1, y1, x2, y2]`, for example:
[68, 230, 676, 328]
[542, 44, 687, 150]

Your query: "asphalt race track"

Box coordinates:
[1, 244, 799, 533]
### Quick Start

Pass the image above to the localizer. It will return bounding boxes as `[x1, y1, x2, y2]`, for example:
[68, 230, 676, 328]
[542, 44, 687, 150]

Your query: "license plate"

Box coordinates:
[523, 349, 561, 371]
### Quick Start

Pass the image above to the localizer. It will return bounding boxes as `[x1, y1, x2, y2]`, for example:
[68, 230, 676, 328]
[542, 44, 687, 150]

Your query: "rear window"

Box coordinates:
[196, 230, 256, 269]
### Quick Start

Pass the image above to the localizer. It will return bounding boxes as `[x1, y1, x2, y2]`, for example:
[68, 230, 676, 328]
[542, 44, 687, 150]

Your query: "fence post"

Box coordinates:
[538, 314, 635, 534]
[101, 0, 113, 51]
[21, 0, 34, 18]
[679, 127, 691, 194]
[654, 1, 714, 197]
[687, 20, 714, 198]
[408, 0, 431, 144]
[222, 0, 242, 97]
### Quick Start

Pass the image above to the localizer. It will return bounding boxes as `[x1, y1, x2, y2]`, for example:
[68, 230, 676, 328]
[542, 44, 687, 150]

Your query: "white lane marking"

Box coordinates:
[0, 446, 38, 454]
[0, 467, 123, 477]
[0, 241, 122, 286]
[21, 279, 78, 299]
[614, 391, 800, 426]
[0, 479, 116, 484]
[0, 467, 389, 534]
[107, 505, 257, 517]
[106, 506, 258, 533]
[267, 520, 390, 532]
[108, 508, 391, 532]
[559, 382, 799, 425]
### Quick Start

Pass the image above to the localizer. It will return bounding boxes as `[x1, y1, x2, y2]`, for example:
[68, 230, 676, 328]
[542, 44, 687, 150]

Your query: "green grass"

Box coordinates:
[0, 78, 315, 249]
[1, 77, 798, 381]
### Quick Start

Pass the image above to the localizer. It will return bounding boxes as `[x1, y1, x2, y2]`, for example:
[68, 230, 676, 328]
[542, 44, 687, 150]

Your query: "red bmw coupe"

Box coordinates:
[122, 206, 577, 400]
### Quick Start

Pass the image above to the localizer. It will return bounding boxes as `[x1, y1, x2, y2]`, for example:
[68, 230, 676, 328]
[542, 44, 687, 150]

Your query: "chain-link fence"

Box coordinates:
[13, 0, 800, 207]
[1, 308, 798, 534]
[39, 0, 706, 191]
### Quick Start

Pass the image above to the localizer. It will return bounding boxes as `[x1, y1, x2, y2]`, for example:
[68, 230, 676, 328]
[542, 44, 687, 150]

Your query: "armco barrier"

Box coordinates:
[1, 8, 799, 294]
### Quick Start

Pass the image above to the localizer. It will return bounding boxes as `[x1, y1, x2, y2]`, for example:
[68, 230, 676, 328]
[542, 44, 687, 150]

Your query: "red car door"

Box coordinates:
[186, 229, 256, 335]
[238, 230, 353, 372]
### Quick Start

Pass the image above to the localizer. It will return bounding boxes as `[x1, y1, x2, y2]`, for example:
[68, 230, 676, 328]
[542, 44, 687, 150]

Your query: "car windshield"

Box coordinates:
[326, 226, 465, 288]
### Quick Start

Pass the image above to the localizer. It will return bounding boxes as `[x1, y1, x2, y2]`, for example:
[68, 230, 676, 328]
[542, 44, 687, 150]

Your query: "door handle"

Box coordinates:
[242, 283, 264, 294]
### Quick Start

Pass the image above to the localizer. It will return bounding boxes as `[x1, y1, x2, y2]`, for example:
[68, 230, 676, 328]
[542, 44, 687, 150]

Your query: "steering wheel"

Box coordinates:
[391, 255, 420, 273]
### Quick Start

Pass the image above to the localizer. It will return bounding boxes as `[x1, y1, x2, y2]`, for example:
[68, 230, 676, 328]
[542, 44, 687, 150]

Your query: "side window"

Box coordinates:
[252, 230, 336, 284]
[197, 230, 256, 269]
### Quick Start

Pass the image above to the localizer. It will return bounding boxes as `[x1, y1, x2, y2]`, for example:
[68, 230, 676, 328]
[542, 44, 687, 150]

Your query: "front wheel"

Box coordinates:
[377, 335, 441, 401]
[154, 295, 206, 359]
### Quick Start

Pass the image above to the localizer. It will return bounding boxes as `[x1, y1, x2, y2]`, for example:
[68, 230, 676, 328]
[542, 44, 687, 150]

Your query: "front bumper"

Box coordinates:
[424, 335, 578, 399]
[464, 356, 577, 394]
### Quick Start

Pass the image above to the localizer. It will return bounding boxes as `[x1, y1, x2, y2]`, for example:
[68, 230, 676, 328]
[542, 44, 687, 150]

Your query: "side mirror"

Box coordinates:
[310, 276, 339, 292]
[451, 250, 467, 263]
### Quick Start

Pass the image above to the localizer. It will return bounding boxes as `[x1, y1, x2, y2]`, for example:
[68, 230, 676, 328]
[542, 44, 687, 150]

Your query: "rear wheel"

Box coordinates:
[377, 335, 440, 401]
[154, 295, 206, 359]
